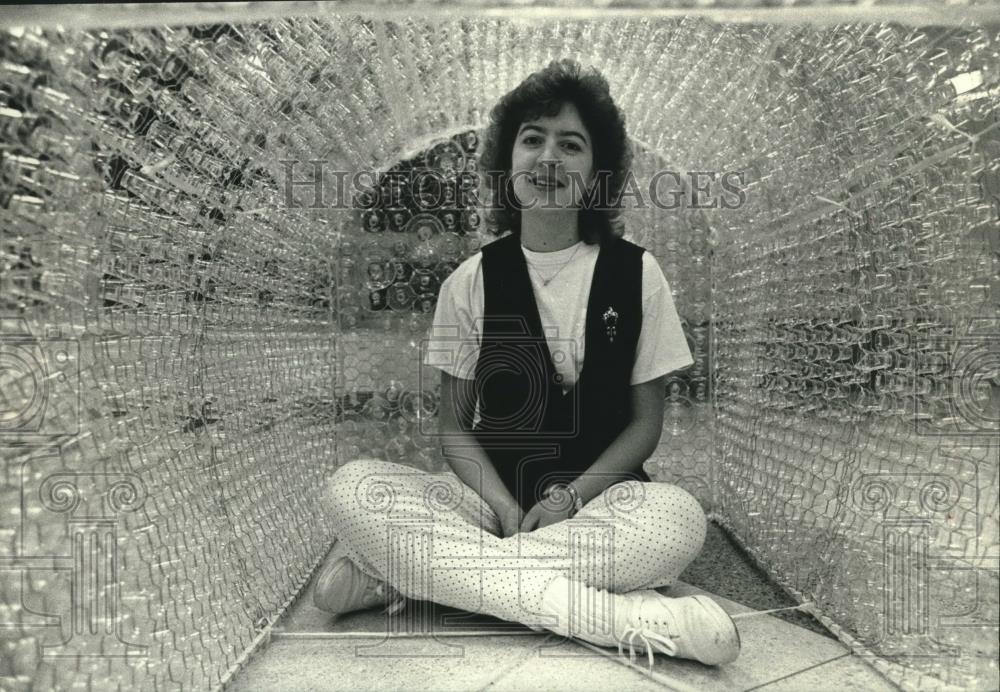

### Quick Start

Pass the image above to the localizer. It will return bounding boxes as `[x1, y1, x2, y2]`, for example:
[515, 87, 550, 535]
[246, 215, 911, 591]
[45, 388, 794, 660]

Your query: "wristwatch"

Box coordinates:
[544, 482, 584, 519]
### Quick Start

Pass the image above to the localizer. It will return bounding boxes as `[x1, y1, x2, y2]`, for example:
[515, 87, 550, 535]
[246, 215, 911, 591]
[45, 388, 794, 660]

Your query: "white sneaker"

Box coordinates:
[313, 540, 406, 616]
[614, 589, 741, 669]
[539, 577, 741, 671]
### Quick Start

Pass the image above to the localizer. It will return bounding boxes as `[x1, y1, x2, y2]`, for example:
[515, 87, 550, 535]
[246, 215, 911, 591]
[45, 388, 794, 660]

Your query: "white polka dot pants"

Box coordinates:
[325, 458, 707, 629]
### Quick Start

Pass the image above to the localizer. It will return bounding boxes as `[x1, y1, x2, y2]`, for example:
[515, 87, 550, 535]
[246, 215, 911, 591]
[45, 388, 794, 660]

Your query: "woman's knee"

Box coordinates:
[325, 457, 398, 508]
[631, 483, 707, 548]
[651, 481, 705, 518]
[605, 480, 704, 520]
[596, 481, 707, 589]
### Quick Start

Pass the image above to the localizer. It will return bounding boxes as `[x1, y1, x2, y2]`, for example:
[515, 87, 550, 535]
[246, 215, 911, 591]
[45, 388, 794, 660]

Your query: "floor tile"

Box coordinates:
[484, 634, 670, 691]
[229, 634, 550, 692]
[750, 653, 900, 691]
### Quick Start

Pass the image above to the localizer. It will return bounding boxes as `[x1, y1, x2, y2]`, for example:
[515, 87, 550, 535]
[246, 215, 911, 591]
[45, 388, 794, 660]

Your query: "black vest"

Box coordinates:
[472, 233, 650, 511]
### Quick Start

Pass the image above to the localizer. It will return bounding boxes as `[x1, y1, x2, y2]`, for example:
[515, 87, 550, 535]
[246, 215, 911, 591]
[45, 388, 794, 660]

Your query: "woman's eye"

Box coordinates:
[563, 142, 583, 152]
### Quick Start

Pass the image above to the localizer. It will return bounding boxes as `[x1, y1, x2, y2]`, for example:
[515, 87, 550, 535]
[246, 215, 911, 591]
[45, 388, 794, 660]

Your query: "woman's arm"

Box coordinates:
[569, 375, 666, 506]
[437, 370, 523, 535]
[520, 376, 666, 532]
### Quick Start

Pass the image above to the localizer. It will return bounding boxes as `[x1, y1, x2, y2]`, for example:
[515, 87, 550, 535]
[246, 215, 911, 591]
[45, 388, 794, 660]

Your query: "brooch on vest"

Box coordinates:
[602, 306, 619, 343]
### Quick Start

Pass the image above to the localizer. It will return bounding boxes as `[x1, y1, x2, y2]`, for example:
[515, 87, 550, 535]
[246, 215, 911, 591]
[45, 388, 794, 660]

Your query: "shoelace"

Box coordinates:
[618, 627, 680, 673]
[616, 596, 682, 673]
[374, 581, 407, 615]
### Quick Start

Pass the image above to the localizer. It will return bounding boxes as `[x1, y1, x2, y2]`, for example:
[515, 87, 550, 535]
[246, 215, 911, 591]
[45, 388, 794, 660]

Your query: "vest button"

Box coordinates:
[553, 374, 563, 383]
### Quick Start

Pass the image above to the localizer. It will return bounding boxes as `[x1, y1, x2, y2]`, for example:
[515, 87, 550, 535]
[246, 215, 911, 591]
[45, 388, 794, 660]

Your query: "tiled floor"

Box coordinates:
[229, 523, 900, 691]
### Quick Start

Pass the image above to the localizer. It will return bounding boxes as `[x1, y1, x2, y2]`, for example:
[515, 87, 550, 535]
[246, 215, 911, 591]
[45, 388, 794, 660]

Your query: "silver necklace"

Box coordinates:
[528, 243, 583, 286]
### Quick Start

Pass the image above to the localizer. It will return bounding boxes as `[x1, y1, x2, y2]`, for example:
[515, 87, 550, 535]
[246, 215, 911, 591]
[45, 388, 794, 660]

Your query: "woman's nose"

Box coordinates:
[538, 140, 562, 167]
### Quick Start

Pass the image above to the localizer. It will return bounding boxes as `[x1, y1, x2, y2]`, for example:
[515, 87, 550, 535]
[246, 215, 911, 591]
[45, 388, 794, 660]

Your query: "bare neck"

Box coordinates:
[519, 209, 581, 252]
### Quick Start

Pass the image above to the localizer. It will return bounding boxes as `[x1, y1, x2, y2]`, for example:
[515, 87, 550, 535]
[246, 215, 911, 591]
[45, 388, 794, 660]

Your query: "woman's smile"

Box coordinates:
[530, 173, 566, 190]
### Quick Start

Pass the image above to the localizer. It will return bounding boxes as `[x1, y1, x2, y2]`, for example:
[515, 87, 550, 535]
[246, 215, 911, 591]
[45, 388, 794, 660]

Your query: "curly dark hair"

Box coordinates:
[479, 58, 632, 246]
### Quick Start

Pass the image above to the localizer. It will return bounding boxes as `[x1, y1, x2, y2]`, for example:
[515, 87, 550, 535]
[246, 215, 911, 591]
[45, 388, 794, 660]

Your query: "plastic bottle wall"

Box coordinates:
[0, 13, 998, 692]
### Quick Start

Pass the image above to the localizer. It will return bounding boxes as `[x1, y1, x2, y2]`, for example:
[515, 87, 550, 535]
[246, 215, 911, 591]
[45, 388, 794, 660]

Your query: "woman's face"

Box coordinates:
[510, 101, 594, 212]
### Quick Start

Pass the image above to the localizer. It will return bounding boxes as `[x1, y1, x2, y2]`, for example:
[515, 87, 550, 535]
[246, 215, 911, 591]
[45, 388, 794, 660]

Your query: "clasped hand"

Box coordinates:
[499, 501, 573, 538]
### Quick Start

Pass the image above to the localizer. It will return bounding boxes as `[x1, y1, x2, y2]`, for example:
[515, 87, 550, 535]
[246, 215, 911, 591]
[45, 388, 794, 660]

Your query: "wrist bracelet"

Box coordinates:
[545, 482, 583, 518]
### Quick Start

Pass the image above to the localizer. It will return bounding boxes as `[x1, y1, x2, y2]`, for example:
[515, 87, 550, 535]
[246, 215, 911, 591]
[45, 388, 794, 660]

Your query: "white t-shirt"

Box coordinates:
[422, 238, 693, 391]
